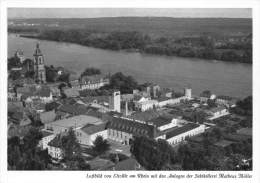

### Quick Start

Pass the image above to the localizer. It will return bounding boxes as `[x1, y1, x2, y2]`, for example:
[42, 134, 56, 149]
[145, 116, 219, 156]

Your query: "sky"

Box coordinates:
[8, 8, 252, 19]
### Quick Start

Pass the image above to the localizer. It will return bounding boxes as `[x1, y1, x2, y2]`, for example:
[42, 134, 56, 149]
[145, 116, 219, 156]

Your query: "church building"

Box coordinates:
[33, 43, 46, 83]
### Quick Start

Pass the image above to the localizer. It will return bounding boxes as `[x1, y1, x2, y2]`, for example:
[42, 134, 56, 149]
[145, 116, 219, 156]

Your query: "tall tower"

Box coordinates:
[184, 88, 192, 99]
[33, 43, 46, 83]
[109, 91, 121, 113]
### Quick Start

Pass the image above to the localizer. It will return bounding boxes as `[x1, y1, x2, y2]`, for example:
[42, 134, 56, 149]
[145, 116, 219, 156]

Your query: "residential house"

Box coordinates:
[16, 85, 53, 103]
[38, 130, 55, 150]
[79, 74, 110, 90]
[216, 95, 237, 108]
[47, 134, 64, 160]
[206, 106, 229, 120]
[76, 123, 107, 146]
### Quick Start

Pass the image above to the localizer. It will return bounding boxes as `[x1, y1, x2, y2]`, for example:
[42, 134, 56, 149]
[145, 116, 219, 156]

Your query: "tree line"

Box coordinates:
[28, 29, 253, 63]
[130, 129, 252, 170]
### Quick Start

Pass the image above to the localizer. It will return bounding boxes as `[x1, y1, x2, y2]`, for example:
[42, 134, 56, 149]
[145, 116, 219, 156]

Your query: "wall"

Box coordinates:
[108, 128, 133, 145]
[167, 124, 205, 145]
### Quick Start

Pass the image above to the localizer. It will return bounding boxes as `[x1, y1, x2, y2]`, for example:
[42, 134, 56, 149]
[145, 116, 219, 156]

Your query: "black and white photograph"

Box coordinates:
[1, 0, 260, 182]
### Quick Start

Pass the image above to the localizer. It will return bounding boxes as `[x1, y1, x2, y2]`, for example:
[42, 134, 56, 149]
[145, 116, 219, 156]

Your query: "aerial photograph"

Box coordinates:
[7, 8, 252, 170]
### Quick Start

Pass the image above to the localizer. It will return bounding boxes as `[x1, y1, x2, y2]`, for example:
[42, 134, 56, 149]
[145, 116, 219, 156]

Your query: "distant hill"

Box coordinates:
[9, 17, 252, 37]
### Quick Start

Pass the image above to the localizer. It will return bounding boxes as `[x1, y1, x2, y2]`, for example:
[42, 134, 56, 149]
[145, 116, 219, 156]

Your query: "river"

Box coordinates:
[8, 34, 252, 98]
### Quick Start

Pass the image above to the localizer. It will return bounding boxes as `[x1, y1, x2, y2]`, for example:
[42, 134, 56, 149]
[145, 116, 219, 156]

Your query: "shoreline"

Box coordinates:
[17, 33, 252, 65]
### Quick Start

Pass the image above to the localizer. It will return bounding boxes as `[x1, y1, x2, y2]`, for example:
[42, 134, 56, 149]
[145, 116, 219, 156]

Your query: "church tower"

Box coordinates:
[33, 43, 46, 83]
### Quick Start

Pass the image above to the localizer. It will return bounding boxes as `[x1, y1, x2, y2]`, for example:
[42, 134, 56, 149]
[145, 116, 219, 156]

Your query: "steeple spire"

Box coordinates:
[34, 42, 42, 56]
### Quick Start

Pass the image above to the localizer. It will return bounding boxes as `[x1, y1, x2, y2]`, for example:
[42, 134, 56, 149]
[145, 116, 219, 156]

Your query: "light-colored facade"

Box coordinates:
[76, 127, 108, 146]
[157, 118, 178, 131]
[39, 132, 56, 150]
[166, 124, 205, 145]
[207, 107, 229, 120]
[109, 91, 121, 113]
[79, 76, 109, 90]
[158, 96, 188, 107]
[108, 128, 133, 145]
[47, 145, 63, 160]
[184, 88, 192, 99]
[135, 99, 158, 111]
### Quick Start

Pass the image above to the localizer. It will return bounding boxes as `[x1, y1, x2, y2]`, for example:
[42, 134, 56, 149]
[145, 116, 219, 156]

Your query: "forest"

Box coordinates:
[9, 17, 252, 63]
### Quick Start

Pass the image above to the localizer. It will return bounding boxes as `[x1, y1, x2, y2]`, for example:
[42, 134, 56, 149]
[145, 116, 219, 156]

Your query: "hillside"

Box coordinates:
[8, 17, 252, 37]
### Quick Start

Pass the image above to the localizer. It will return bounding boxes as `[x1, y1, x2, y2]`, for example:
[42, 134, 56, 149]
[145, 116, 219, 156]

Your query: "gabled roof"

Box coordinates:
[166, 123, 200, 139]
[46, 115, 103, 129]
[41, 130, 54, 138]
[48, 134, 64, 148]
[107, 117, 156, 138]
[80, 123, 107, 135]
[58, 104, 89, 115]
[217, 95, 232, 100]
[129, 110, 162, 121]
[149, 116, 172, 127]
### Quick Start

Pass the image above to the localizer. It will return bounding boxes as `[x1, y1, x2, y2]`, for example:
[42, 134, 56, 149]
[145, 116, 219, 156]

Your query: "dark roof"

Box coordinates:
[58, 104, 89, 115]
[107, 117, 156, 138]
[210, 106, 227, 113]
[81, 123, 107, 135]
[149, 116, 172, 127]
[17, 85, 51, 98]
[89, 157, 114, 170]
[157, 96, 172, 102]
[200, 92, 211, 98]
[114, 158, 142, 170]
[129, 110, 162, 121]
[41, 130, 54, 138]
[217, 95, 233, 100]
[10, 111, 23, 121]
[48, 134, 64, 148]
[166, 123, 200, 139]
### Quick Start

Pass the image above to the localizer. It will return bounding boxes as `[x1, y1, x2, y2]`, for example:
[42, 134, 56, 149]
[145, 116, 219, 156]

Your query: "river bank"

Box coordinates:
[18, 30, 252, 64]
[8, 33, 252, 98]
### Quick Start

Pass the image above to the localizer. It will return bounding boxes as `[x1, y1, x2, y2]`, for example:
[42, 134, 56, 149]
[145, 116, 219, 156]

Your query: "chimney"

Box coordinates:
[125, 101, 128, 116]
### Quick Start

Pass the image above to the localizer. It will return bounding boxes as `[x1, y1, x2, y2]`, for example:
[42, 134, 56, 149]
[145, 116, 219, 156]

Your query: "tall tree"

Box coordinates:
[92, 135, 110, 155]
[130, 136, 176, 170]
